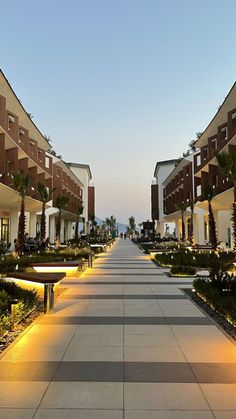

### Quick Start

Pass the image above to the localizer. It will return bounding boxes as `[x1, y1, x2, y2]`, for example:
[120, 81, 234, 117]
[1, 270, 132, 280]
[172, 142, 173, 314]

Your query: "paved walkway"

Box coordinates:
[1, 239, 236, 418]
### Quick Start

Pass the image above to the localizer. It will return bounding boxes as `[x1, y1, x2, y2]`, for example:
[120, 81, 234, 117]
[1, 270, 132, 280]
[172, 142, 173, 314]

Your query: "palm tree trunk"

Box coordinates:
[56, 210, 61, 243]
[208, 201, 217, 250]
[181, 210, 185, 241]
[40, 201, 46, 241]
[75, 218, 79, 239]
[18, 197, 26, 255]
[233, 186, 236, 250]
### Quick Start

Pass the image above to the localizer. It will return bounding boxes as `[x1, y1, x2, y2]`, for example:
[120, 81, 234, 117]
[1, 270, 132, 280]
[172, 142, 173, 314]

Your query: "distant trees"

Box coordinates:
[105, 216, 117, 236]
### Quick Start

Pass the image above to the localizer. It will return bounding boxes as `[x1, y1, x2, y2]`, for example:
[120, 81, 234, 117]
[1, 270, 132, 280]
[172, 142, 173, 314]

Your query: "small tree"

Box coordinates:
[128, 216, 136, 234]
[11, 172, 30, 254]
[216, 151, 236, 250]
[55, 195, 70, 243]
[202, 185, 217, 250]
[38, 183, 56, 242]
[176, 202, 188, 241]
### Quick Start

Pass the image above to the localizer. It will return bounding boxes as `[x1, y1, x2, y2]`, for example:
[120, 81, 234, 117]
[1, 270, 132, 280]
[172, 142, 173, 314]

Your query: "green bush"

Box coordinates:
[155, 249, 235, 270]
[0, 247, 92, 274]
[194, 278, 236, 325]
[0, 278, 40, 336]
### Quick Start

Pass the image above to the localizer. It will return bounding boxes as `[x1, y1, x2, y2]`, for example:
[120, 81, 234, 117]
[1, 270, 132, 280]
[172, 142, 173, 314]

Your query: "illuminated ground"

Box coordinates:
[0, 239, 236, 418]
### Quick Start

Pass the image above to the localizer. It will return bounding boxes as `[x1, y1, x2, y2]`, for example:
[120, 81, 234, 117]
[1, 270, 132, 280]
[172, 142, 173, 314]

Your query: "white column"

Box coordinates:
[49, 215, 56, 243]
[217, 210, 231, 245]
[10, 209, 19, 249]
[195, 210, 205, 244]
[60, 218, 65, 243]
[29, 212, 37, 238]
[67, 221, 73, 240]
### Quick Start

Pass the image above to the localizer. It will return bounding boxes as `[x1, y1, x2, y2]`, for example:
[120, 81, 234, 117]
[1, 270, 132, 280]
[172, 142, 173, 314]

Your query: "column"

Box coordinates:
[29, 212, 37, 237]
[60, 218, 65, 243]
[49, 215, 56, 243]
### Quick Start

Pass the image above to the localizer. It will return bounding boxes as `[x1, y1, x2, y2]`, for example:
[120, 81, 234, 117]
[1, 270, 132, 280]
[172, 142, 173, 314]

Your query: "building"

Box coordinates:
[151, 159, 178, 236]
[193, 82, 236, 247]
[0, 70, 53, 246]
[67, 163, 95, 235]
[42, 157, 84, 243]
[152, 82, 236, 247]
[0, 69, 95, 246]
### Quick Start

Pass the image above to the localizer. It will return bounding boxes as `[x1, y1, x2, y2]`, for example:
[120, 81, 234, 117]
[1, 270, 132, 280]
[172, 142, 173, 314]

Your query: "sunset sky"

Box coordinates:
[1, 0, 236, 223]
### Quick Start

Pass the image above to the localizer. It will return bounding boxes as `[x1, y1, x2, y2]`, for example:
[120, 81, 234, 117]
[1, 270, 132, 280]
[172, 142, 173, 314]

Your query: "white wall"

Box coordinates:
[69, 166, 90, 234]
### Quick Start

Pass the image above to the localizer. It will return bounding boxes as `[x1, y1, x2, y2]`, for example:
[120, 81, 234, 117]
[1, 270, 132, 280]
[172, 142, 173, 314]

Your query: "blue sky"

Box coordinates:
[1, 0, 236, 223]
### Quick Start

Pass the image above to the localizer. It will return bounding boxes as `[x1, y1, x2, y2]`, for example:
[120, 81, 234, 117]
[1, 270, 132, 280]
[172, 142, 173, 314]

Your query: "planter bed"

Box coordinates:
[184, 288, 236, 341]
[32, 260, 83, 277]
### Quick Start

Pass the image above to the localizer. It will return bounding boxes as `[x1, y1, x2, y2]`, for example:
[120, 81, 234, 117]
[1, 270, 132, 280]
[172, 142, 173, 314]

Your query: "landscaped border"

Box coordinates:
[184, 288, 236, 341]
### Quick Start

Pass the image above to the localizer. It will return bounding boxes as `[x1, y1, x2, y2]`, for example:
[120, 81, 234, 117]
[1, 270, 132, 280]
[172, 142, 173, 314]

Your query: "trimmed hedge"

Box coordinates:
[0, 247, 91, 274]
[194, 278, 236, 325]
[170, 266, 196, 276]
[155, 250, 235, 269]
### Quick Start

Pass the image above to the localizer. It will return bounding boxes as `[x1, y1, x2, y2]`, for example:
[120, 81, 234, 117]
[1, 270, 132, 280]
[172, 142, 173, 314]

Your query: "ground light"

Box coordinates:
[9, 298, 19, 331]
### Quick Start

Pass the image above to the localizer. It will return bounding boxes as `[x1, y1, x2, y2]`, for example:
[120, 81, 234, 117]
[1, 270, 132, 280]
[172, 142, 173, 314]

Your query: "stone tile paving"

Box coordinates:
[0, 239, 236, 418]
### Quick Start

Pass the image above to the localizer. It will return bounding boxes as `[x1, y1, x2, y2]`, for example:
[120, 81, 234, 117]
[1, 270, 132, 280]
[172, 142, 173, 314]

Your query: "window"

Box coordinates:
[45, 156, 50, 169]
[196, 154, 201, 166]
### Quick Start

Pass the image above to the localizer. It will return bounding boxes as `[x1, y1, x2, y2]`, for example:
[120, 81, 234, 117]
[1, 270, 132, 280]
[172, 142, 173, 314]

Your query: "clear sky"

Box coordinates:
[1, 0, 236, 224]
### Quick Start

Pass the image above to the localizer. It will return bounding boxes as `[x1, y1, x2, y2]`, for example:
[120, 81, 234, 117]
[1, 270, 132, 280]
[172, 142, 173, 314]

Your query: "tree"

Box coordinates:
[38, 183, 56, 242]
[105, 216, 117, 235]
[11, 172, 30, 254]
[202, 184, 217, 250]
[74, 204, 84, 239]
[176, 202, 188, 241]
[55, 195, 70, 243]
[189, 198, 197, 244]
[128, 216, 136, 234]
[216, 150, 236, 249]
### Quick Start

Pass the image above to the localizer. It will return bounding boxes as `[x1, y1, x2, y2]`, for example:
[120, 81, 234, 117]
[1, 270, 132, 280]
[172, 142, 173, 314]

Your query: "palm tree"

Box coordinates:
[11, 172, 30, 254]
[189, 198, 197, 244]
[202, 184, 217, 250]
[55, 195, 70, 243]
[105, 216, 117, 236]
[74, 204, 84, 239]
[216, 151, 236, 250]
[175, 202, 188, 241]
[38, 183, 56, 242]
[128, 216, 136, 234]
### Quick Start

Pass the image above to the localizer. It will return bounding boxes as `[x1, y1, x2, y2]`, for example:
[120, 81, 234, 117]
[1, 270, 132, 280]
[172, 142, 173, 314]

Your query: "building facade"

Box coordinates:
[151, 159, 178, 236]
[67, 163, 95, 235]
[152, 82, 236, 248]
[0, 69, 95, 246]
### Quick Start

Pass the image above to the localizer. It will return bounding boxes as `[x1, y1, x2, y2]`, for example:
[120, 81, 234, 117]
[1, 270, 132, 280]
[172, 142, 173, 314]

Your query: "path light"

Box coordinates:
[9, 298, 19, 331]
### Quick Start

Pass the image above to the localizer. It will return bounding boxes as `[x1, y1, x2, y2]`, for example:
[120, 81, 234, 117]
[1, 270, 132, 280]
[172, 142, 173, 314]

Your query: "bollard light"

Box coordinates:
[9, 298, 19, 331]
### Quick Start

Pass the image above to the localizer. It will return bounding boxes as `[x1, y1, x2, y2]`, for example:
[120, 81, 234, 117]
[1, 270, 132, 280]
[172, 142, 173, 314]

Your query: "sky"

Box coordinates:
[1, 0, 236, 224]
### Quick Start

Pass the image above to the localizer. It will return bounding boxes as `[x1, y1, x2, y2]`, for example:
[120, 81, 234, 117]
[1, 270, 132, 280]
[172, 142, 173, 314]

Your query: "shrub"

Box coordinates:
[170, 266, 196, 276]
[194, 278, 236, 325]
[0, 278, 40, 336]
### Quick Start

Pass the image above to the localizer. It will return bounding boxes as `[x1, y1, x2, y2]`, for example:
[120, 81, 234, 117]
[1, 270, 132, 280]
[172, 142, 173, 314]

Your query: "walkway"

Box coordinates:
[1, 239, 236, 418]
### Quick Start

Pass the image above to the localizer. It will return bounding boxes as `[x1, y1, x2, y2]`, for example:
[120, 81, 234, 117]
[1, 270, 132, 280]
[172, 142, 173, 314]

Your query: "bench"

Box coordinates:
[31, 260, 83, 276]
[6, 272, 65, 313]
